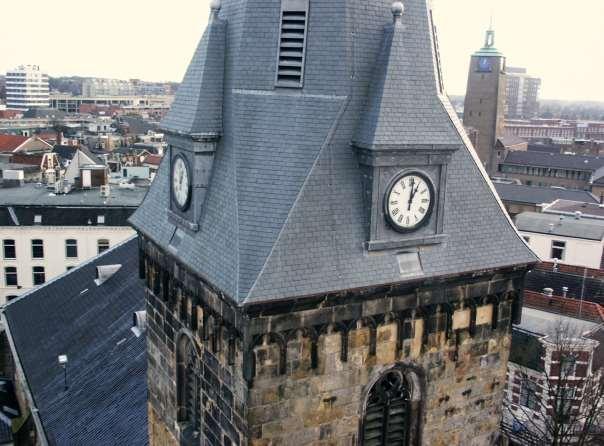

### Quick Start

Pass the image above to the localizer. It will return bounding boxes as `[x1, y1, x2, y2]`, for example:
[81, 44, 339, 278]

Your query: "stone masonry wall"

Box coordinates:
[248, 301, 513, 446]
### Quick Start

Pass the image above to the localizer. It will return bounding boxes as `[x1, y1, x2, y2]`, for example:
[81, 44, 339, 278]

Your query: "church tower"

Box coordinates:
[462, 28, 507, 177]
[131, 1, 536, 445]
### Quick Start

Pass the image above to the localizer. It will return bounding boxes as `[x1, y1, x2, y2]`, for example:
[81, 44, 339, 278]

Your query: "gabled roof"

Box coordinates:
[2, 238, 147, 446]
[131, 0, 536, 305]
[161, 7, 226, 136]
[0, 134, 28, 153]
[354, 2, 461, 149]
[503, 151, 604, 171]
[494, 183, 598, 206]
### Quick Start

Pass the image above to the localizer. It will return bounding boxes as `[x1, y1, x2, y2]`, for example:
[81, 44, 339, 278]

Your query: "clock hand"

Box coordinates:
[407, 178, 415, 211]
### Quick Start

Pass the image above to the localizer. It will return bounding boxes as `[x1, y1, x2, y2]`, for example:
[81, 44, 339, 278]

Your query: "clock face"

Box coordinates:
[478, 57, 492, 72]
[385, 172, 434, 232]
[172, 155, 191, 211]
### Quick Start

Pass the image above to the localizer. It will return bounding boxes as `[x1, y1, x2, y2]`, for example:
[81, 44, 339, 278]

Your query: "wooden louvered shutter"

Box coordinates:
[362, 371, 411, 446]
[276, 0, 309, 87]
[185, 345, 201, 431]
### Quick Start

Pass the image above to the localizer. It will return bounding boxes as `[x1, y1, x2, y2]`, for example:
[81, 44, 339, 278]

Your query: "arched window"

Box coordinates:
[177, 335, 201, 439]
[362, 370, 415, 446]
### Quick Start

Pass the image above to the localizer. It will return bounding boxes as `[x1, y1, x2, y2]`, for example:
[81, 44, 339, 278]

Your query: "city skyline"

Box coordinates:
[1, 0, 603, 102]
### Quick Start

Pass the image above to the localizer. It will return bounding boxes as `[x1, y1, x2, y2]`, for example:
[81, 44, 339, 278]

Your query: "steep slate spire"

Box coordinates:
[354, 0, 460, 149]
[161, 1, 226, 136]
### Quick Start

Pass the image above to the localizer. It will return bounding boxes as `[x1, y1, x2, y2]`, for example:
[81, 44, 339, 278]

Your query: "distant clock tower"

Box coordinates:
[463, 28, 507, 177]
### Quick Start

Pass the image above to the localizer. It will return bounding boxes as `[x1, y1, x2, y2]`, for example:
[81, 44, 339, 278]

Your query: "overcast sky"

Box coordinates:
[1, 0, 602, 101]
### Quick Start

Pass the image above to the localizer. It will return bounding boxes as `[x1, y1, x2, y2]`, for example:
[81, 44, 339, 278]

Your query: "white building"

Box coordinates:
[516, 211, 604, 269]
[5, 65, 49, 111]
[0, 183, 147, 304]
[505, 67, 541, 120]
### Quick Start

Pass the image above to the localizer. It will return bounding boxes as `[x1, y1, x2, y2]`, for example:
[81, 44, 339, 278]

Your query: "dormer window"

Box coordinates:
[275, 0, 309, 88]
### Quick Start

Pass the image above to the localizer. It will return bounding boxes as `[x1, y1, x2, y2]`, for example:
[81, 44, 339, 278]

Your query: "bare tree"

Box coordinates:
[503, 321, 604, 445]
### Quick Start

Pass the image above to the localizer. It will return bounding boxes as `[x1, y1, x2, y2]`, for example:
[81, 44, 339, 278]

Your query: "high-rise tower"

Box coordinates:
[463, 29, 506, 176]
[131, 1, 536, 445]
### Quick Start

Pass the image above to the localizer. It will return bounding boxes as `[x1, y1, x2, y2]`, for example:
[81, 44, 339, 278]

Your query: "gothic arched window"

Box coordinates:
[362, 370, 412, 446]
[177, 335, 201, 437]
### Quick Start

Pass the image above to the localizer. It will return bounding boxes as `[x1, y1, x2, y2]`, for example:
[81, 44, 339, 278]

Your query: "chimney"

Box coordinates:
[574, 211, 582, 220]
[543, 287, 554, 297]
[562, 286, 568, 298]
[94, 264, 121, 286]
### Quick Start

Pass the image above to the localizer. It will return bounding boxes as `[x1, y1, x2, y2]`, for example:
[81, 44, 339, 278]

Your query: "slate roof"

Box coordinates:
[161, 7, 225, 136]
[0, 207, 135, 227]
[3, 237, 147, 446]
[354, 2, 459, 148]
[525, 268, 604, 305]
[502, 151, 604, 171]
[131, 0, 536, 304]
[516, 211, 604, 241]
[494, 183, 598, 206]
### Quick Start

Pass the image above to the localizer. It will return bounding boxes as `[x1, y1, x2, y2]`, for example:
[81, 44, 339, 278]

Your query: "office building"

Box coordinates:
[505, 67, 541, 119]
[5, 65, 49, 111]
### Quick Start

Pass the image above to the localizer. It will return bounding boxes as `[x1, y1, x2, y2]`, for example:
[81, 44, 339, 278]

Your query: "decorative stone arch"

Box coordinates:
[175, 330, 202, 440]
[359, 364, 425, 446]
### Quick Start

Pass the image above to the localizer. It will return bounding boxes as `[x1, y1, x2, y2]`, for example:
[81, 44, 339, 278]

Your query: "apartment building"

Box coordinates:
[5, 66, 49, 111]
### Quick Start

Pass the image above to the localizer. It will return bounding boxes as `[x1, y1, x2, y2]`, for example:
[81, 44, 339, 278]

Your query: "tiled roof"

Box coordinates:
[494, 183, 598, 206]
[502, 151, 604, 171]
[516, 211, 604, 241]
[523, 290, 604, 324]
[144, 154, 162, 166]
[3, 238, 147, 446]
[0, 134, 28, 153]
[131, 0, 536, 304]
[525, 264, 604, 305]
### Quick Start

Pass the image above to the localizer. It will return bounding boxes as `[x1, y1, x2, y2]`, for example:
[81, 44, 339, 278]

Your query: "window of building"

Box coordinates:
[177, 335, 201, 437]
[560, 354, 577, 377]
[32, 266, 45, 285]
[34, 215, 42, 225]
[97, 215, 105, 225]
[362, 370, 413, 445]
[551, 240, 566, 261]
[555, 387, 575, 419]
[31, 239, 44, 259]
[65, 239, 78, 258]
[275, 0, 309, 88]
[519, 379, 539, 410]
[97, 239, 110, 254]
[3, 240, 16, 259]
[4, 267, 18, 287]
[66, 266, 74, 271]
[6, 295, 18, 302]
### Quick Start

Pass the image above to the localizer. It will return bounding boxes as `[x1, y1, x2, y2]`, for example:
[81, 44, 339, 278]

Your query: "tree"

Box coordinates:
[503, 321, 604, 445]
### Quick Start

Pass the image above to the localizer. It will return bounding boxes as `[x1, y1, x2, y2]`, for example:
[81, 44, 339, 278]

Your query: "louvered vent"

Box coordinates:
[362, 371, 411, 446]
[276, 0, 309, 87]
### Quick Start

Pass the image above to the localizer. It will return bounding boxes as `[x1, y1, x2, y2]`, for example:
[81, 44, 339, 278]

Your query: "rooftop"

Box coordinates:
[494, 183, 598, 206]
[2, 237, 147, 445]
[516, 306, 601, 338]
[502, 151, 604, 171]
[516, 211, 604, 240]
[0, 182, 147, 208]
[0, 134, 28, 152]
[543, 199, 604, 219]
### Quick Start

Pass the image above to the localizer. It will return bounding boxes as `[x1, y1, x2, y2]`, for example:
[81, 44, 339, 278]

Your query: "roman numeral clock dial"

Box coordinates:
[385, 172, 434, 232]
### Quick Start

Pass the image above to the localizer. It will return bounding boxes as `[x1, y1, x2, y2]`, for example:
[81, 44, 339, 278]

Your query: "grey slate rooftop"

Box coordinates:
[0, 183, 147, 207]
[131, 0, 536, 304]
[516, 211, 604, 241]
[502, 151, 604, 171]
[494, 183, 598, 206]
[3, 237, 147, 446]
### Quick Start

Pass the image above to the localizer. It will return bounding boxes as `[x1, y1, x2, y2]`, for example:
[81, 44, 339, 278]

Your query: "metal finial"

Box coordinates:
[391, 1, 405, 21]
[210, 0, 222, 12]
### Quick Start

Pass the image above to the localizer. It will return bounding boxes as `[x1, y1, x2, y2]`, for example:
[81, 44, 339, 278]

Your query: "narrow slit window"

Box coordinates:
[275, 0, 309, 88]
